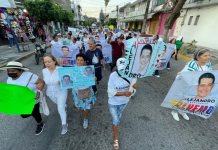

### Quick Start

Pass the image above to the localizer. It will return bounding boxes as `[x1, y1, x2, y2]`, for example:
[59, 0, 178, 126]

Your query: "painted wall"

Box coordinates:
[180, 5, 218, 49]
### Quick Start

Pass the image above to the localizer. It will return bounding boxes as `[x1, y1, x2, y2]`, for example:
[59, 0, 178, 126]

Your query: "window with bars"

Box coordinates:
[194, 15, 200, 25]
[188, 16, 193, 25]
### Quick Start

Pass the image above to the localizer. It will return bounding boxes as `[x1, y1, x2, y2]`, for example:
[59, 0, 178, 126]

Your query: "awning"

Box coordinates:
[0, 0, 16, 8]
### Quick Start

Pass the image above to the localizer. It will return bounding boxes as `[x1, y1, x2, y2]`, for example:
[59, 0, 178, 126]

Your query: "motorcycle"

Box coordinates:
[35, 43, 46, 65]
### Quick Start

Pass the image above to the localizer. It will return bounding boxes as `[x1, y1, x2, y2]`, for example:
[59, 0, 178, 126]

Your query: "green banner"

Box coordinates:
[0, 83, 36, 115]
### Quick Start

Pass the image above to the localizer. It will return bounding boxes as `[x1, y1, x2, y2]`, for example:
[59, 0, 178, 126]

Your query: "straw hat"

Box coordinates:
[0, 61, 29, 71]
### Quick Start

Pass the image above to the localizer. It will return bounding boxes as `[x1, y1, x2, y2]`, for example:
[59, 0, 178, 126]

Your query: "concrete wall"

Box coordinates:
[180, 5, 218, 49]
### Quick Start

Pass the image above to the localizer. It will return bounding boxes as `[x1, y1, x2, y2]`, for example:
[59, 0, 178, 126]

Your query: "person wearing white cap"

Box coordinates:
[107, 58, 136, 150]
[1, 61, 45, 135]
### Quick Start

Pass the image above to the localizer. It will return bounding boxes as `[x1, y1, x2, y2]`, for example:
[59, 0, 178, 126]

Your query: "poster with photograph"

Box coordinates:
[156, 43, 176, 70]
[161, 71, 218, 119]
[120, 37, 165, 78]
[58, 66, 95, 89]
[102, 43, 112, 63]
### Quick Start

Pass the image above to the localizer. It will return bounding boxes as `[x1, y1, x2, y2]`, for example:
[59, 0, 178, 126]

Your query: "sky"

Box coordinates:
[76, 0, 136, 18]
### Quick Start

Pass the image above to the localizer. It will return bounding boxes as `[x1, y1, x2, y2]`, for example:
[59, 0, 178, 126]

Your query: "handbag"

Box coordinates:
[39, 91, 50, 116]
[78, 87, 91, 100]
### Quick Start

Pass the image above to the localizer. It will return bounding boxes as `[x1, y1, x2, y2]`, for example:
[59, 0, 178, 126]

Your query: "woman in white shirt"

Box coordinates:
[108, 58, 136, 150]
[42, 55, 68, 135]
[171, 49, 212, 121]
[1, 61, 45, 135]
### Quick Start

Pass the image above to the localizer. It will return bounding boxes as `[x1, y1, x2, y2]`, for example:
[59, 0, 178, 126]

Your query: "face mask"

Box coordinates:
[8, 73, 18, 78]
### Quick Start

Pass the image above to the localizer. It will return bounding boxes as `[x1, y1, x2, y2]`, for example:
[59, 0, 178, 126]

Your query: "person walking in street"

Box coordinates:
[85, 39, 104, 94]
[110, 33, 125, 72]
[72, 53, 96, 129]
[108, 58, 136, 150]
[171, 49, 212, 121]
[167, 38, 177, 70]
[42, 55, 68, 135]
[1, 61, 45, 135]
[175, 36, 183, 60]
[5, 25, 14, 48]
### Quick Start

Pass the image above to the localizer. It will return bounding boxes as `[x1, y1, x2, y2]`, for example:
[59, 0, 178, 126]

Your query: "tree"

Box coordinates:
[105, 0, 110, 7]
[163, 0, 187, 42]
[141, 0, 151, 34]
[99, 9, 105, 25]
[104, 18, 116, 26]
[24, 0, 74, 25]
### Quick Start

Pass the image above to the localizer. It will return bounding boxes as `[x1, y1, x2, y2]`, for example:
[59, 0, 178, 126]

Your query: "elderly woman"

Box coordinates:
[1, 61, 45, 135]
[171, 49, 212, 121]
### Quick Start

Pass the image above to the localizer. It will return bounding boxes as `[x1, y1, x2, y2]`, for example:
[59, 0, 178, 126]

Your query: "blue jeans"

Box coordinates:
[8, 38, 14, 47]
[108, 103, 127, 126]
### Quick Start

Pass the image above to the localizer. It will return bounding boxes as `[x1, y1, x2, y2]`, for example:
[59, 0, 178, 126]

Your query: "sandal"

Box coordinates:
[113, 139, 119, 150]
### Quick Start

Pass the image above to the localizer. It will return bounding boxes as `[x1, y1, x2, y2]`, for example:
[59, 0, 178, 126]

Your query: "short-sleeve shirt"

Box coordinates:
[108, 71, 132, 105]
[7, 72, 38, 93]
[181, 60, 212, 72]
[85, 48, 103, 68]
[111, 41, 124, 59]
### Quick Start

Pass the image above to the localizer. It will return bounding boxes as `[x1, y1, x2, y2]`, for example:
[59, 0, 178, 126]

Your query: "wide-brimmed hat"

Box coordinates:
[0, 61, 29, 71]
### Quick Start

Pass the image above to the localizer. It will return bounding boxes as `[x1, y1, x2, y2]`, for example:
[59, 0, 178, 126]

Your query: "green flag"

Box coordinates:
[0, 83, 36, 115]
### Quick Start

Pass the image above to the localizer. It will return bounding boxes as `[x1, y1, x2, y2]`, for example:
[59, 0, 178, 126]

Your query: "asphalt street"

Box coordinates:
[0, 55, 218, 150]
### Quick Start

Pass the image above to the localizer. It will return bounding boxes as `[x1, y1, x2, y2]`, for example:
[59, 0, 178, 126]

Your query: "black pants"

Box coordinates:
[92, 67, 102, 93]
[167, 61, 170, 68]
[154, 70, 159, 75]
[21, 103, 42, 124]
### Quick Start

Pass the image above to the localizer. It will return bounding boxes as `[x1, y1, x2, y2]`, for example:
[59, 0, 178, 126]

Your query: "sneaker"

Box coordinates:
[61, 124, 68, 135]
[35, 122, 45, 135]
[179, 112, 189, 120]
[8, 47, 11, 48]
[94, 91, 98, 95]
[155, 75, 160, 78]
[171, 111, 179, 121]
[167, 68, 170, 70]
[83, 119, 88, 129]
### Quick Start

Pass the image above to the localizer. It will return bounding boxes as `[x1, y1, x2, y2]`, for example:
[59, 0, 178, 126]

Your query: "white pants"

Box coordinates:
[48, 90, 67, 125]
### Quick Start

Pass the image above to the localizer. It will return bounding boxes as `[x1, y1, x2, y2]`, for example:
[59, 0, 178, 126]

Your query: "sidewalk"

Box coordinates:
[0, 42, 35, 67]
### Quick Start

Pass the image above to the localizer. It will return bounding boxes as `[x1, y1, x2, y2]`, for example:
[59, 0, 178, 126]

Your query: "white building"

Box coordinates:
[175, 0, 218, 49]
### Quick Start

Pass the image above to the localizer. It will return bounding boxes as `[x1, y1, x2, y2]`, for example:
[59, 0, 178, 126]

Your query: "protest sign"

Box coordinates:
[58, 66, 95, 89]
[156, 43, 175, 70]
[0, 83, 36, 115]
[102, 43, 112, 63]
[51, 43, 63, 58]
[161, 71, 218, 119]
[120, 37, 165, 78]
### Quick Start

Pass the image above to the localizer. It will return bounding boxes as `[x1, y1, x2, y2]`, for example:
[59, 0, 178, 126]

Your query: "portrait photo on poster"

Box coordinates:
[61, 74, 73, 88]
[161, 71, 218, 119]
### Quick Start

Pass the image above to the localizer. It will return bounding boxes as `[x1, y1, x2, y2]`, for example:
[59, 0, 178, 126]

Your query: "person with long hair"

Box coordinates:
[42, 55, 68, 134]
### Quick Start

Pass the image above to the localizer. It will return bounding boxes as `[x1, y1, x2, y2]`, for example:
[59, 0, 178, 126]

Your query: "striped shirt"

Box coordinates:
[182, 60, 212, 72]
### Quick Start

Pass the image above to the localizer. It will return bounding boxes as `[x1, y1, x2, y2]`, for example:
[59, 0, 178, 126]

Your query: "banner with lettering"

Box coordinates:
[161, 71, 218, 119]
[120, 37, 165, 78]
[58, 66, 95, 89]
[156, 43, 176, 70]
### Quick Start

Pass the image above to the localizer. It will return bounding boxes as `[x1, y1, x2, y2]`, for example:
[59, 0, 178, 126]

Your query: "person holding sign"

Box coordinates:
[72, 53, 96, 129]
[42, 55, 68, 135]
[85, 39, 104, 94]
[171, 49, 212, 121]
[108, 58, 136, 150]
[1, 61, 45, 135]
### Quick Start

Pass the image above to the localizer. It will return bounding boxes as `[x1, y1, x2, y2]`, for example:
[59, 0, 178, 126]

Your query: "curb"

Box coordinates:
[177, 53, 192, 62]
[0, 51, 35, 68]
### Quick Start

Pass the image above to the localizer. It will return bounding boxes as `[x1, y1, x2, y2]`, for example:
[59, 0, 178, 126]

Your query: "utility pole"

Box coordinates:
[116, 5, 119, 29]
[141, 0, 150, 34]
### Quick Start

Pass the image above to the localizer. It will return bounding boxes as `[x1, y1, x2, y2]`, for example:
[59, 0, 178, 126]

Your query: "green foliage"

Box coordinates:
[83, 15, 97, 27]
[104, 18, 116, 26]
[24, 0, 74, 24]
